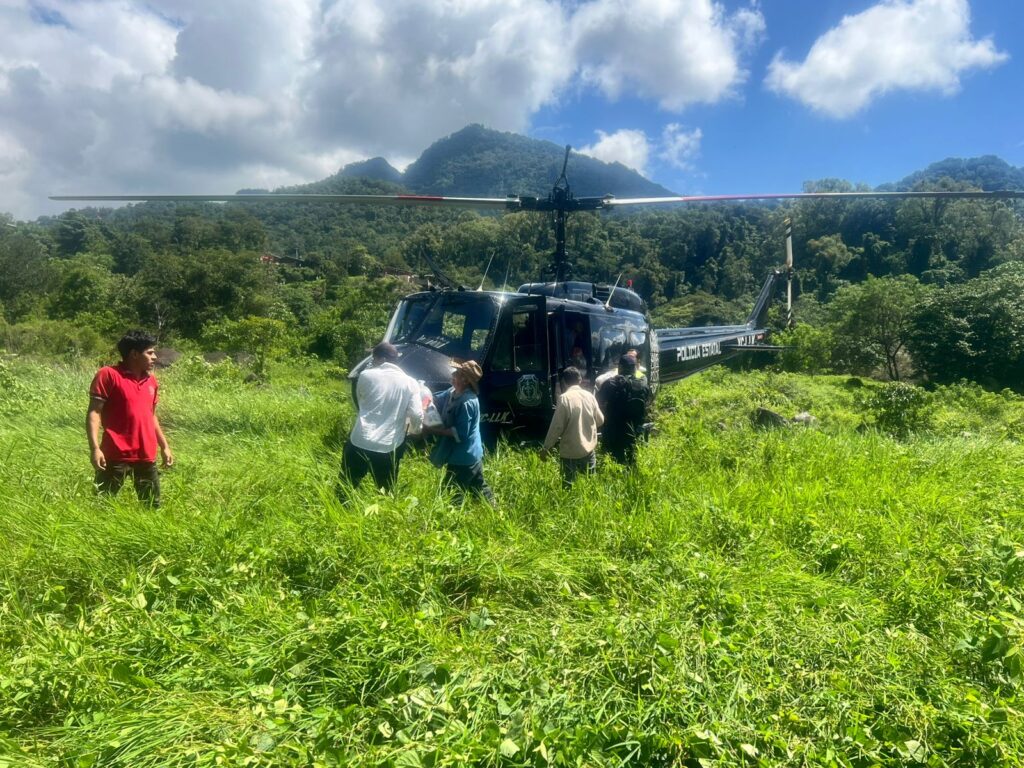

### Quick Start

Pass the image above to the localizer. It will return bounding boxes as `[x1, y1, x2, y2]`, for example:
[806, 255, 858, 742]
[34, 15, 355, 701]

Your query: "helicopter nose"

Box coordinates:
[393, 344, 459, 392]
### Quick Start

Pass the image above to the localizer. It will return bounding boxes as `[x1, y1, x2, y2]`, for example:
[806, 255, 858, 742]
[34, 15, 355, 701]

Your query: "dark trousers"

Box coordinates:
[560, 452, 596, 488]
[443, 461, 495, 506]
[341, 440, 405, 493]
[95, 462, 160, 506]
[603, 436, 638, 466]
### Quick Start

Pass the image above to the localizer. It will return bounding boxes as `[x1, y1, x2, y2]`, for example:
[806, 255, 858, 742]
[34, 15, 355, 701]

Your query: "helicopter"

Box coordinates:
[52, 147, 1024, 441]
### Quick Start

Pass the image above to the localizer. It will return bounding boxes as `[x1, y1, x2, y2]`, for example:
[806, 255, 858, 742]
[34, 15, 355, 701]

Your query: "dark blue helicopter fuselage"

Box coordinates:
[349, 271, 783, 440]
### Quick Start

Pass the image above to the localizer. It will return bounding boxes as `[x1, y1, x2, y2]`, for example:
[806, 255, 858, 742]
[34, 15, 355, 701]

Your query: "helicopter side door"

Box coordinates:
[481, 295, 551, 436]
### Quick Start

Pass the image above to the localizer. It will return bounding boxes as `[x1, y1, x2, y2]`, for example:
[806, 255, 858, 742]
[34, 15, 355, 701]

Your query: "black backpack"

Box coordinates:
[623, 377, 649, 429]
[599, 375, 648, 433]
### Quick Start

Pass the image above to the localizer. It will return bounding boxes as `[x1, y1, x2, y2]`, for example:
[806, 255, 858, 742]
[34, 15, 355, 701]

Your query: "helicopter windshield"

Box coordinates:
[387, 293, 498, 361]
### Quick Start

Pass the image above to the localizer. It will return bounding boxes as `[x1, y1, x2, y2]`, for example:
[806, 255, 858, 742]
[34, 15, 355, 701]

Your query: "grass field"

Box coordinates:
[1, 357, 1022, 767]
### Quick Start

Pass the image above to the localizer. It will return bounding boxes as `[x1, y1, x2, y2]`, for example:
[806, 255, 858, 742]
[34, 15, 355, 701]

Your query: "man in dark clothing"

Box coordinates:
[596, 354, 650, 466]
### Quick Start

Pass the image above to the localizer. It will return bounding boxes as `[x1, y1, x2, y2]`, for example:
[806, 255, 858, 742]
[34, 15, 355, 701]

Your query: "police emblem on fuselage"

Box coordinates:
[515, 374, 542, 407]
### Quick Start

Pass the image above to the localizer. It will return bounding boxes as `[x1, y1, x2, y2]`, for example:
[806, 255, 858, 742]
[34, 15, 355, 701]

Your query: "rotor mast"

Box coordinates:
[552, 146, 572, 282]
[516, 145, 609, 283]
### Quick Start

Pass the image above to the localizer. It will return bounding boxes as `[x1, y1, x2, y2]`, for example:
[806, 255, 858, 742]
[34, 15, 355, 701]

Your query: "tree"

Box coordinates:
[908, 262, 1024, 391]
[828, 275, 928, 381]
[133, 248, 276, 338]
[0, 231, 54, 320]
[202, 316, 293, 381]
[803, 235, 860, 300]
[776, 323, 834, 374]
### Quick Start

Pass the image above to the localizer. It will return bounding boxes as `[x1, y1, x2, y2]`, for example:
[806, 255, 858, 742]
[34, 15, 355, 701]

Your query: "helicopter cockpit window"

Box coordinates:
[591, 315, 647, 371]
[388, 294, 497, 360]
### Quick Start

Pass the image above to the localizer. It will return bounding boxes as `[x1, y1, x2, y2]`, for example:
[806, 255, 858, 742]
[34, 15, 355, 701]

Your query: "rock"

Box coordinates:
[155, 347, 180, 368]
[752, 407, 788, 429]
[792, 411, 818, 426]
[845, 377, 864, 388]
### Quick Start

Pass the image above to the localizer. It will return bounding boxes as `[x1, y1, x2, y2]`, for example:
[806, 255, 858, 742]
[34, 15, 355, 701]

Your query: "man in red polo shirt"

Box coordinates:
[87, 330, 173, 506]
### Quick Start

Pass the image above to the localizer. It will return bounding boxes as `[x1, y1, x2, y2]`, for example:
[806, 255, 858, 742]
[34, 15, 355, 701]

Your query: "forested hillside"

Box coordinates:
[2, 127, 1023, 390]
[895, 156, 1024, 192]
[402, 125, 676, 198]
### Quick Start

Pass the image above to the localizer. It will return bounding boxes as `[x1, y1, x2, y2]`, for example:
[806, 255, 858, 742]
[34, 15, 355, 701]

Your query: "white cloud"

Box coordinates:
[301, 0, 572, 154]
[0, 0, 762, 218]
[659, 124, 702, 171]
[765, 0, 1008, 118]
[578, 129, 651, 174]
[578, 124, 704, 177]
[571, 0, 764, 110]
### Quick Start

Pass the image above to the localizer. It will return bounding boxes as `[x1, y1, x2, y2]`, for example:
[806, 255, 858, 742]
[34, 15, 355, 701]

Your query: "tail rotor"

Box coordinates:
[784, 217, 794, 329]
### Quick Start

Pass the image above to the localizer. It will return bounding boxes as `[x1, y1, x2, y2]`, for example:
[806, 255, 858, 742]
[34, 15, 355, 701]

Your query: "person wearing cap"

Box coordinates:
[424, 360, 495, 506]
[596, 354, 651, 466]
[341, 341, 423, 494]
[540, 366, 604, 488]
[594, 348, 647, 390]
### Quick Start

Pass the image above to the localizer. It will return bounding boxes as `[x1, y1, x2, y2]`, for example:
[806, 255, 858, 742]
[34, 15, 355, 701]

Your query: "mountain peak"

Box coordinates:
[400, 124, 675, 198]
[338, 157, 403, 184]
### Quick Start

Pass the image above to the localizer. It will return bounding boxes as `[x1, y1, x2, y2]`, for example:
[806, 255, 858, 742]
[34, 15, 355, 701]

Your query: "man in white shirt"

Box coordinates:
[342, 342, 423, 493]
[540, 366, 604, 488]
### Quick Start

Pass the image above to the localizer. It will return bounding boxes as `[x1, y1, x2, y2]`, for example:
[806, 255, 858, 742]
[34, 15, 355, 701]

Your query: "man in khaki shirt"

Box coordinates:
[540, 367, 604, 488]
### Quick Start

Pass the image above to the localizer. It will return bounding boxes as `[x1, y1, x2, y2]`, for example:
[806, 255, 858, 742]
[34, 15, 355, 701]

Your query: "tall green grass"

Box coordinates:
[1, 360, 1022, 766]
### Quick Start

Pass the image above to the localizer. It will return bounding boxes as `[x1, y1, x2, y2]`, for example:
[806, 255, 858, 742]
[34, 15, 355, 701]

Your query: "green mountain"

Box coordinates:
[276, 125, 1024, 199]
[895, 155, 1024, 191]
[332, 124, 677, 198]
[338, 157, 404, 184]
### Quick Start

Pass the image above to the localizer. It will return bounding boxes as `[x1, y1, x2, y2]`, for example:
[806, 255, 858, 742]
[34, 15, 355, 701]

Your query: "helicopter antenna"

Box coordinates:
[784, 217, 794, 328]
[604, 272, 623, 311]
[477, 251, 495, 291]
[500, 258, 513, 294]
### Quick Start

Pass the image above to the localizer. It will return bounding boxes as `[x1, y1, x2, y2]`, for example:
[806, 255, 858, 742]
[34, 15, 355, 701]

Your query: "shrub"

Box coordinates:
[169, 354, 245, 386]
[201, 316, 294, 382]
[0, 318, 110, 360]
[865, 381, 930, 437]
[775, 323, 834, 374]
[0, 358, 46, 416]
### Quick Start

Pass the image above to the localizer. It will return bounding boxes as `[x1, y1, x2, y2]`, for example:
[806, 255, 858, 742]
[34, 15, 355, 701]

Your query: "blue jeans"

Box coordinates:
[560, 452, 596, 488]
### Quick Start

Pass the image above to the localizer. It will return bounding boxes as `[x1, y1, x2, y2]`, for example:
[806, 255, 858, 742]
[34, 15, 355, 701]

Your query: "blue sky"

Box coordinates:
[538, 0, 1023, 195]
[0, 0, 1020, 218]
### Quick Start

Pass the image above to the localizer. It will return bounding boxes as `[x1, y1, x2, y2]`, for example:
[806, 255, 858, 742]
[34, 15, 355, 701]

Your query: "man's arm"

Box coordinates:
[154, 412, 173, 466]
[540, 402, 568, 458]
[86, 397, 106, 471]
[405, 379, 424, 434]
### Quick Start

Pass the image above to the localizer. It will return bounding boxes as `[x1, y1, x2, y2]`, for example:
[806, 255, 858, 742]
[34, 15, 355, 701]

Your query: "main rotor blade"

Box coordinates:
[50, 188, 1024, 212]
[604, 189, 1024, 206]
[49, 193, 517, 209]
